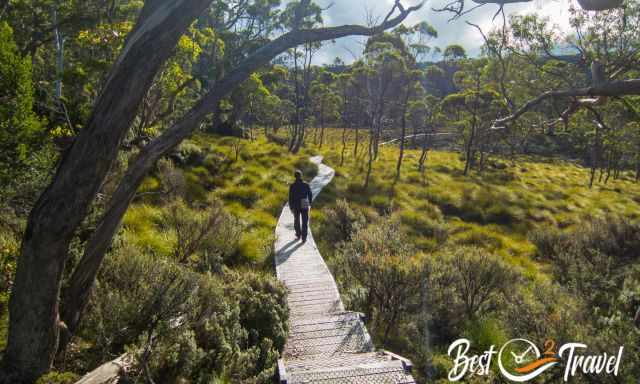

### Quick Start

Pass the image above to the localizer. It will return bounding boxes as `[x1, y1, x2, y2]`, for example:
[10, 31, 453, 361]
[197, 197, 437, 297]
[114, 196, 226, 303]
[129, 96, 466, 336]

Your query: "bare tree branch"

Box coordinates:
[61, 0, 424, 344]
[493, 79, 640, 128]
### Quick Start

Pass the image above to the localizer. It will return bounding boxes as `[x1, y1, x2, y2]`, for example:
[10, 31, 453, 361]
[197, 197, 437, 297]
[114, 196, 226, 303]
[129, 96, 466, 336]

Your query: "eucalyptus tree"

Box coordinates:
[493, 5, 640, 185]
[310, 68, 340, 148]
[443, 60, 506, 175]
[2, 0, 423, 380]
[408, 94, 442, 178]
[334, 72, 358, 166]
[393, 21, 438, 62]
[391, 22, 438, 181]
[280, 0, 324, 152]
[443, 44, 467, 61]
[1, 1, 144, 146]
[361, 37, 407, 188]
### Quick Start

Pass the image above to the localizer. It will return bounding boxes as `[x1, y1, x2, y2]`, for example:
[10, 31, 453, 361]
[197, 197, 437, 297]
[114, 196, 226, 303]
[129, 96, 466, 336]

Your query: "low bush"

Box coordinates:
[175, 141, 205, 166]
[80, 241, 288, 384]
[34, 372, 79, 384]
[335, 217, 422, 343]
[321, 199, 367, 244]
[423, 247, 520, 343]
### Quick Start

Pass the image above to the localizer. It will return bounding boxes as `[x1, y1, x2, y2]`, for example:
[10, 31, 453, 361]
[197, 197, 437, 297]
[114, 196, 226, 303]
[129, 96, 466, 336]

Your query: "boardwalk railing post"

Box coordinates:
[383, 349, 414, 373]
[277, 358, 287, 384]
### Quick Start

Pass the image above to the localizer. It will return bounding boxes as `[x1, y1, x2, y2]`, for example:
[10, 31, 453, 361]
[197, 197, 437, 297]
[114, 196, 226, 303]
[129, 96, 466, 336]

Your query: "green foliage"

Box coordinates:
[80, 239, 288, 383]
[528, 217, 640, 381]
[0, 22, 45, 185]
[462, 316, 508, 352]
[443, 44, 466, 61]
[424, 247, 520, 341]
[335, 217, 423, 342]
[320, 199, 367, 244]
[138, 269, 287, 384]
[223, 185, 264, 208]
[34, 372, 79, 384]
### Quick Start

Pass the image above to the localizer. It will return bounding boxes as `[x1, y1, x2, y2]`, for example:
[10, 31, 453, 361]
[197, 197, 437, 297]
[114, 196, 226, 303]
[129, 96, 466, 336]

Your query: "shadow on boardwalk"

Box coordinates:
[274, 156, 416, 384]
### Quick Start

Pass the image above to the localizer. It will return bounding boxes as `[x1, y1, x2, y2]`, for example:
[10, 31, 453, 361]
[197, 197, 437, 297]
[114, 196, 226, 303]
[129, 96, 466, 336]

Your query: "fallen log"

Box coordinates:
[74, 353, 132, 384]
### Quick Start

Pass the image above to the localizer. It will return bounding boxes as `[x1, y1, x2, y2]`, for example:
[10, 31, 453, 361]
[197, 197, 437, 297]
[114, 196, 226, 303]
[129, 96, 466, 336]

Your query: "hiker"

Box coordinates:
[289, 170, 313, 242]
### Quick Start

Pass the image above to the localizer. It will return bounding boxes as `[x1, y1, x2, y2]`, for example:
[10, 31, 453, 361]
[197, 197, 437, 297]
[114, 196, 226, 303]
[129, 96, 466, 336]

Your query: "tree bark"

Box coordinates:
[354, 125, 360, 161]
[4, 2, 213, 380]
[319, 117, 325, 148]
[395, 86, 411, 183]
[57, 2, 422, 358]
[589, 123, 601, 189]
[464, 77, 481, 176]
[364, 129, 375, 189]
[340, 125, 348, 166]
[494, 79, 640, 127]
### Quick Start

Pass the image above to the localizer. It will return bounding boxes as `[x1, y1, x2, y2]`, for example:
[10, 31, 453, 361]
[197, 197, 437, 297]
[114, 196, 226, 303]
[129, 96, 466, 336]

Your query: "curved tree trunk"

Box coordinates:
[56, 3, 423, 359]
[4, 2, 212, 381]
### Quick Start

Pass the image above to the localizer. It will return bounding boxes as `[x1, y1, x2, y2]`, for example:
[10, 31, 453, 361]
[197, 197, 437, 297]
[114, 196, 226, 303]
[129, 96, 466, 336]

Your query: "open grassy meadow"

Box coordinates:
[125, 134, 318, 267]
[310, 128, 640, 262]
[304, 128, 640, 381]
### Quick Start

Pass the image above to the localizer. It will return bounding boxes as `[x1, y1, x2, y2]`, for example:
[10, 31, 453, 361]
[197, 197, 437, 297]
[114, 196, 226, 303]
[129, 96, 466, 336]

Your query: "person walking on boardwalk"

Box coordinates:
[289, 169, 313, 243]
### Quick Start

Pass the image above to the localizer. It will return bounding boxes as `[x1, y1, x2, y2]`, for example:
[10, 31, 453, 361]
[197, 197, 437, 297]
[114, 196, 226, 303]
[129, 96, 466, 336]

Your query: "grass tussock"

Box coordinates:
[306, 128, 640, 383]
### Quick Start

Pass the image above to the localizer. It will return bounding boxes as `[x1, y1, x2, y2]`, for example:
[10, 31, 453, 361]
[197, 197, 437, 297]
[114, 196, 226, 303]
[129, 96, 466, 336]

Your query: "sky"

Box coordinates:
[306, 0, 577, 64]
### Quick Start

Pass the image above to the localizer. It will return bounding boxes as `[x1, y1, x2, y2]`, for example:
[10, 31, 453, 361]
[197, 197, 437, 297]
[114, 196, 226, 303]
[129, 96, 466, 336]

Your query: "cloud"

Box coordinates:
[295, 0, 574, 64]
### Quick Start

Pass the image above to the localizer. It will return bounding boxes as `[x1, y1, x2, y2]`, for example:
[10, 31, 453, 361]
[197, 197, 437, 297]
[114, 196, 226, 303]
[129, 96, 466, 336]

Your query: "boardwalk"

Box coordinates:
[274, 156, 416, 384]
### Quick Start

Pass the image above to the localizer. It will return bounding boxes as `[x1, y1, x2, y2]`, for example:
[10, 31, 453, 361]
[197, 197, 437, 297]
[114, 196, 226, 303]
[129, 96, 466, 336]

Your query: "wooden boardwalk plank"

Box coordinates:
[274, 156, 416, 384]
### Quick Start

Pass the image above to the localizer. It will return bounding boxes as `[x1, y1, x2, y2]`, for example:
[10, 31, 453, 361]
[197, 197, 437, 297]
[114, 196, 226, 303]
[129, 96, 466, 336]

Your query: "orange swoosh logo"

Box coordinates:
[515, 357, 559, 373]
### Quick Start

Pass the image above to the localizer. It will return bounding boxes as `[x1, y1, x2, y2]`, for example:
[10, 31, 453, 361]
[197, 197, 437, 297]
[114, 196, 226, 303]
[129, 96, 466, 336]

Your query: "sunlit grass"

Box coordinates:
[309, 128, 640, 281]
[124, 134, 317, 266]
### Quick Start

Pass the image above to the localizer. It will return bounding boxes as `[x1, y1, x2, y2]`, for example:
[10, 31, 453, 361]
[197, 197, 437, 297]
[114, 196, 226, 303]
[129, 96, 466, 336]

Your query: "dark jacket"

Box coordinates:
[289, 180, 312, 211]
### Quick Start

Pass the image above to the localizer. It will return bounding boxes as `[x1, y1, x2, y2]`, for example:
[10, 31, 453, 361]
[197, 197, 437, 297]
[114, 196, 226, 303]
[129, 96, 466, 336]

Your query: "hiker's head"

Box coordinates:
[294, 170, 303, 181]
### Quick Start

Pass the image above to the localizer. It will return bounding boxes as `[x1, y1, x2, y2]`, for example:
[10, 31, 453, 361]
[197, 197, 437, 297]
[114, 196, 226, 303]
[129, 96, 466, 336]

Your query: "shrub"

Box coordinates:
[163, 199, 244, 271]
[189, 166, 213, 187]
[34, 372, 79, 384]
[462, 316, 508, 352]
[81, 244, 199, 359]
[0, 22, 45, 186]
[203, 150, 231, 175]
[336, 217, 422, 343]
[144, 271, 287, 383]
[225, 270, 288, 351]
[423, 247, 520, 343]
[234, 229, 273, 264]
[183, 172, 208, 202]
[138, 176, 161, 194]
[175, 141, 204, 165]
[322, 199, 366, 244]
[82, 242, 288, 384]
